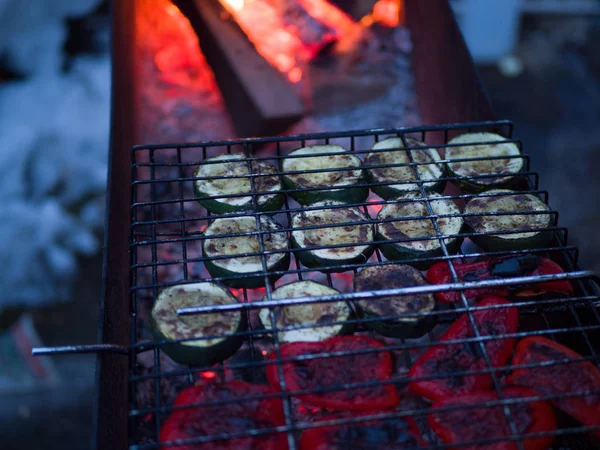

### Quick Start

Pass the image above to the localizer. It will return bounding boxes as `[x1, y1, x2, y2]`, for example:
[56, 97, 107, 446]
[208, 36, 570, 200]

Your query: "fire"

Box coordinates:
[218, 0, 361, 84]
[137, 0, 219, 89]
[362, 0, 404, 28]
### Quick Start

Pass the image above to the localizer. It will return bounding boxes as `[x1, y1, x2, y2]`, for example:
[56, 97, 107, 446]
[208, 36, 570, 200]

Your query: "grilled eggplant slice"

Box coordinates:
[464, 189, 553, 251]
[446, 132, 524, 192]
[258, 281, 354, 343]
[366, 137, 445, 198]
[203, 215, 290, 288]
[194, 154, 284, 214]
[282, 145, 368, 205]
[376, 193, 464, 269]
[150, 282, 245, 366]
[291, 200, 374, 272]
[354, 264, 436, 338]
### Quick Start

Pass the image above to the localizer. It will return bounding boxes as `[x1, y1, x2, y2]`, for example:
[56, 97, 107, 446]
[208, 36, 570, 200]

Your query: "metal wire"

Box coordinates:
[125, 121, 600, 449]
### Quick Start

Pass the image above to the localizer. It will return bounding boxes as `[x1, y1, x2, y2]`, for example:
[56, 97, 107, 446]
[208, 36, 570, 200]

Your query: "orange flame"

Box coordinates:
[218, 0, 361, 83]
[362, 0, 404, 28]
[137, 0, 219, 89]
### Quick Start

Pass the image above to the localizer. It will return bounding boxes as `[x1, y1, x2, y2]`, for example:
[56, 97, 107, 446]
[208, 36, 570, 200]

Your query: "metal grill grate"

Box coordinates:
[127, 120, 600, 449]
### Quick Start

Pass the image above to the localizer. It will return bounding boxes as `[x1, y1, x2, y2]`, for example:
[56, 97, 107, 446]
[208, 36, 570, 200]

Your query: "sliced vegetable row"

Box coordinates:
[193, 132, 526, 214]
[158, 327, 600, 449]
[153, 255, 573, 366]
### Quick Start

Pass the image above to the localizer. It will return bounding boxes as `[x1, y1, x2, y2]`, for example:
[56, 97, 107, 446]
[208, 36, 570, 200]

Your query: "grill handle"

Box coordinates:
[32, 344, 129, 356]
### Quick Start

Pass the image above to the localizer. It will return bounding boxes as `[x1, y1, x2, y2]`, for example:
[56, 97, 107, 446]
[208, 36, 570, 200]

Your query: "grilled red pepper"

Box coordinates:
[160, 381, 287, 450]
[428, 387, 556, 450]
[299, 413, 422, 450]
[266, 335, 399, 411]
[507, 336, 600, 439]
[409, 297, 518, 401]
[426, 255, 573, 304]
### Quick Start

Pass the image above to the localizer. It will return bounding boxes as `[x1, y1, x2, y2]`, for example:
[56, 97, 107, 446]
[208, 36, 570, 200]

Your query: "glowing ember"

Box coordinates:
[218, 0, 361, 83]
[367, 196, 384, 216]
[362, 0, 404, 28]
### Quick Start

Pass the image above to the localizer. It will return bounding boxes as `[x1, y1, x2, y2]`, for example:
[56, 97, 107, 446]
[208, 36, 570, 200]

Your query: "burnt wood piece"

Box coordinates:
[175, 0, 304, 138]
[93, 1, 136, 450]
[271, 0, 338, 55]
[327, 0, 374, 21]
[405, 0, 496, 137]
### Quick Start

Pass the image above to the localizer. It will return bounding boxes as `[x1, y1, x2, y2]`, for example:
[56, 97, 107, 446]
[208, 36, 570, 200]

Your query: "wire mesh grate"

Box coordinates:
[128, 120, 600, 449]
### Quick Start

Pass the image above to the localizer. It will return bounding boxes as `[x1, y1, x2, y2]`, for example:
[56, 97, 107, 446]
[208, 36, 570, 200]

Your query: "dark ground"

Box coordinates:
[0, 20, 598, 450]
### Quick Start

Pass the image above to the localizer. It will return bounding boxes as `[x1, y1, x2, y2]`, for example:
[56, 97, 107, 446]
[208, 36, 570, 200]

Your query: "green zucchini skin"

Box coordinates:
[203, 257, 290, 289]
[366, 137, 446, 199]
[150, 282, 246, 366]
[202, 216, 290, 288]
[446, 132, 524, 193]
[290, 201, 375, 273]
[376, 193, 464, 270]
[281, 145, 368, 205]
[193, 154, 284, 214]
[258, 281, 355, 343]
[354, 264, 436, 339]
[464, 189, 553, 252]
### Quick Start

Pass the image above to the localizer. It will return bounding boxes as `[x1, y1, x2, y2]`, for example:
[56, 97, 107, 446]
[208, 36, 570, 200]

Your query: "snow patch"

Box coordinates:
[0, 0, 109, 307]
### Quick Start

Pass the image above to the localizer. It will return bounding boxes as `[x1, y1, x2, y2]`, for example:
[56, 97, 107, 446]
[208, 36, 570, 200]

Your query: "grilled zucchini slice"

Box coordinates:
[376, 193, 464, 269]
[258, 281, 354, 343]
[281, 145, 368, 205]
[150, 282, 245, 366]
[194, 154, 284, 214]
[202, 216, 290, 288]
[464, 189, 553, 251]
[446, 132, 524, 193]
[355, 264, 436, 338]
[291, 200, 375, 272]
[365, 137, 445, 198]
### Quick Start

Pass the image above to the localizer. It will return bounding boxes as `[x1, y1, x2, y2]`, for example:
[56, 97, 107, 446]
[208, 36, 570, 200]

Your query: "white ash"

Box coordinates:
[0, 0, 109, 308]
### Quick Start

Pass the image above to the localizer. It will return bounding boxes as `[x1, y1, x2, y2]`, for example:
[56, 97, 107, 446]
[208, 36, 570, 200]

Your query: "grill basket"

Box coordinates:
[126, 120, 598, 448]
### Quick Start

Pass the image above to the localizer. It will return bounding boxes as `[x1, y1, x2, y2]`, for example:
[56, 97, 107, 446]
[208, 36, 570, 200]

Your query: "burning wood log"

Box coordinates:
[267, 0, 338, 56]
[175, 0, 304, 138]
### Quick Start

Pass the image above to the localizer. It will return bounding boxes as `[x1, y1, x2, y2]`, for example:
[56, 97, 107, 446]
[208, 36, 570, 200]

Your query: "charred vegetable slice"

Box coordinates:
[203, 215, 289, 288]
[446, 132, 524, 192]
[282, 145, 368, 205]
[366, 137, 445, 198]
[193, 154, 284, 213]
[507, 336, 600, 439]
[291, 200, 374, 272]
[258, 281, 354, 343]
[354, 264, 436, 338]
[426, 255, 573, 304]
[150, 282, 245, 366]
[299, 413, 423, 450]
[429, 388, 556, 450]
[376, 192, 464, 268]
[409, 297, 518, 401]
[266, 335, 399, 411]
[464, 189, 553, 251]
[160, 381, 287, 450]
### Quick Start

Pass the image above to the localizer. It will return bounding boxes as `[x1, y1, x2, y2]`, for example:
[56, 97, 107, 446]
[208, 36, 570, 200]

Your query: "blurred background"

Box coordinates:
[0, 0, 598, 449]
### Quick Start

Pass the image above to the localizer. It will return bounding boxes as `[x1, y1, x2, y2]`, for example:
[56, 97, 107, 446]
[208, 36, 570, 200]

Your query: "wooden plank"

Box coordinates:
[176, 0, 304, 138]
[405, 0, 496, 133]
